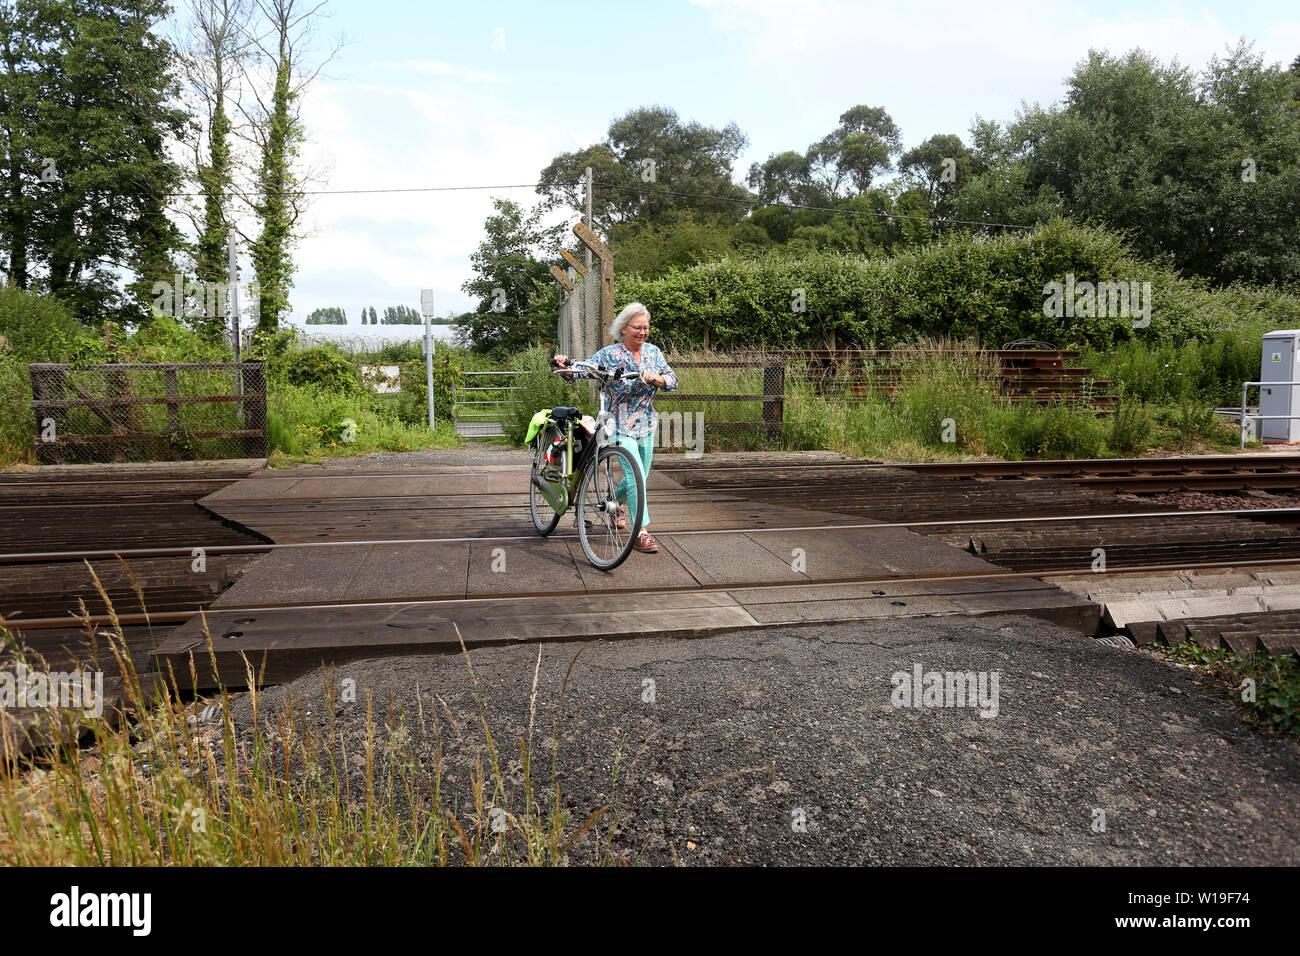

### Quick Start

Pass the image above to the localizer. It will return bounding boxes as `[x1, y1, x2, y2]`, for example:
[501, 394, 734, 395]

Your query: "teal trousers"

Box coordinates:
[613, 432, 654, 529]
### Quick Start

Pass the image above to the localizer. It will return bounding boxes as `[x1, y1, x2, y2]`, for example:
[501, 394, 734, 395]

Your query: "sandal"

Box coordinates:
[615, 504, 627, 529]
[634, 532, 659, 553]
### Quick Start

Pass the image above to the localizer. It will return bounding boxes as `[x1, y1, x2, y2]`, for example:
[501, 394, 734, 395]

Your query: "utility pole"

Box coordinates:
[421, 289, 435, 428]
[228, 229, 243, 418]
[228, 229, 241, 365]
[584, 166, 593, 271]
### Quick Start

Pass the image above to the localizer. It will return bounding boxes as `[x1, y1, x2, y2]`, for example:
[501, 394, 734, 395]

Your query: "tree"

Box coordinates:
[381, 304, 420, 324]
[536, 105, 752, 234]
[749, 105, 901, 208]
[809, 105, 901, 197]
[178, 0, 251, 302]
[237, 0, 339, 331]
[459, 198, 560, 353]
[975, 44, 1300, 285]
[898, 134, 981, 220]
[305, 305, 344, 323]
[613, 215, 736, 278]
[0, 0, 189, 322]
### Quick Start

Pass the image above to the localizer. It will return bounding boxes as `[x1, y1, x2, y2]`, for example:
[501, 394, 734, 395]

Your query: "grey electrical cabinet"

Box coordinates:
[1260, 330, 1300, 441]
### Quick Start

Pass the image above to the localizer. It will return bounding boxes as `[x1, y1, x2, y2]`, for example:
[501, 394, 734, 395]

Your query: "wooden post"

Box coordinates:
[241, 362, 268, 458]
[763, 360, 785, 445]
[164, 366, 181, 432]
[105, 365, 129, 462]
[573, 222, 613, 350]
[29, 364, 57, 464]
[548, 264, 574, 293]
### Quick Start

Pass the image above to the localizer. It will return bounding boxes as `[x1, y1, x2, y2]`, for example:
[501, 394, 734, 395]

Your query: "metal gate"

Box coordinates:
[452, 370, 519, 439]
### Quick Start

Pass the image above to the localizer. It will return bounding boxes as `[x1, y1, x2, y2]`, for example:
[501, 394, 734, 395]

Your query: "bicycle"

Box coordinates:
[527, 359, 646, 570]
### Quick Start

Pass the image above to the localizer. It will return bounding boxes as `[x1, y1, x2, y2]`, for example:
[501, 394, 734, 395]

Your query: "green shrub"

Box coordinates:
[0, 285, 81, 362]
[988, 402, 1106, 460]
[1083, 327, 1269, 407]
[275, 347, 362, 393]
[1156, 399, 1223, 449]
[1163, 642, 1300, 736]
[266, 410, 299, 455]
[0, 351, 34, 464]
[126, 314, 231, 363]
[502, 346, 588, 446]
[617, 220, 1300, 352]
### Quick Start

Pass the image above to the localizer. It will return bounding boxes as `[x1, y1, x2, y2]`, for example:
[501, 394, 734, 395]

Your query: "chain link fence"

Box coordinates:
[652, 357, 786, 453]
[557, 256, 604, 364]
[28, 362, 267, 463]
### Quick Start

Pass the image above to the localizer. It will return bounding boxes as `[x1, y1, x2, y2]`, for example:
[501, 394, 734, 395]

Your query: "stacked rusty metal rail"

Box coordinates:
[766, 348, 1115, 410]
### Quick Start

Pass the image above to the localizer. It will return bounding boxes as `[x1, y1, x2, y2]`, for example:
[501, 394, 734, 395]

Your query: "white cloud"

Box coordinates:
[284, 69, 587, 326]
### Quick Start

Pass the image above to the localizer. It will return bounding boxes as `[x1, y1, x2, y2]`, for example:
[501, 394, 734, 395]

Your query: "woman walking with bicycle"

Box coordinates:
[554, 302, 677, 553]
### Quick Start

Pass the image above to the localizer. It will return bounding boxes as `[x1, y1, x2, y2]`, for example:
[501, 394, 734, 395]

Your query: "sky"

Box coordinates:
[184, 0, 1300, 338]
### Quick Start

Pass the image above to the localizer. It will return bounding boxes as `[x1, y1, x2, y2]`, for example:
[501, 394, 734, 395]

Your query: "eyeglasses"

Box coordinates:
[627, 326, 650, 333]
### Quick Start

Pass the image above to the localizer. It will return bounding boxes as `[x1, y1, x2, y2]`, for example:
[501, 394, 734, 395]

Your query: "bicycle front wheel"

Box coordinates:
[576, 443, 644, 571]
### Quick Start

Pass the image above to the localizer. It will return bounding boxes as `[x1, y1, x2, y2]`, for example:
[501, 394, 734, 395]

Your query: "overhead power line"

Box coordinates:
[163, 178, 1034, 232]
[592, 180, 1033, 231]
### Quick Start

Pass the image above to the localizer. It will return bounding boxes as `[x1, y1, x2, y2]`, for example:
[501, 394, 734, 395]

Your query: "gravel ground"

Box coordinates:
[1139, 489, 1300, 511]
[225, 614, 1300, 866]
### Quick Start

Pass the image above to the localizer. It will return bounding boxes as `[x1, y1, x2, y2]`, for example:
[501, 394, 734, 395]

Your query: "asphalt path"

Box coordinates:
[225, 613, 1300, 866]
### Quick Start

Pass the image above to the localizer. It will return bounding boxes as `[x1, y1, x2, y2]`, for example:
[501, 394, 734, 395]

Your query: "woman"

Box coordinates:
[554, 301, 677, 554]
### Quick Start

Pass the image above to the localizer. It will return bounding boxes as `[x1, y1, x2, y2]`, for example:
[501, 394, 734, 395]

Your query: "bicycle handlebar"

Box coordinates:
[553, 359, 641, 384]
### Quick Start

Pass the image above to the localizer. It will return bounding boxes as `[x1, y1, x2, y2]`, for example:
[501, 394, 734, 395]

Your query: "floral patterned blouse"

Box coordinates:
[571, 342, 678, 439]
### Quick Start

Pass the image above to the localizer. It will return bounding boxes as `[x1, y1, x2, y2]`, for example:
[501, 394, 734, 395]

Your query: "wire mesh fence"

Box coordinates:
[28, 362, 267, 464]
[652, 357, 786, 453]
[557, 256, 604, 364]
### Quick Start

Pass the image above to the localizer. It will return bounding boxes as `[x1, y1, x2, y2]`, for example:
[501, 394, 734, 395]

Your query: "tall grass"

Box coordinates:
[0, 570, 766, 865]
[780, 341, 1113, 460]
[268, 382, 461, 459]
[0, 353, 34, 466]
[1082, 328, 1267, 407]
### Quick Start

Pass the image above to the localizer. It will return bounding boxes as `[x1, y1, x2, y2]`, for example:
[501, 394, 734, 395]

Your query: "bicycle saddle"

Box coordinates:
[551, 406, 581, 419]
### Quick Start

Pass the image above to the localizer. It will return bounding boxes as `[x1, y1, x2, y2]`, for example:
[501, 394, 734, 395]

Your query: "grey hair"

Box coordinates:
[611, 302, 650, 341]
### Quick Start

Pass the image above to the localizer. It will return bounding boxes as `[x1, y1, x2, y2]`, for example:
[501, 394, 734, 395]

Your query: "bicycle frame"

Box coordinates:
[530, 362, 622, 515]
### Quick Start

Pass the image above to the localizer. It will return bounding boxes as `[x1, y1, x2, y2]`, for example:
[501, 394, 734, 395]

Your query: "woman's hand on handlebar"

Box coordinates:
[552, 354, 576, 379]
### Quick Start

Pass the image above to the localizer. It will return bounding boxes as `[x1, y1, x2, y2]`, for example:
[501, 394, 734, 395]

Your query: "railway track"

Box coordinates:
[658, 453, 1300, 493]
[9, 553, 1300, 631]
[4, 453, 1300, 689]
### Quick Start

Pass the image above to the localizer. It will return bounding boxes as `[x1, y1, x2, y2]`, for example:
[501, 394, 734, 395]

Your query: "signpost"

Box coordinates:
[421, 289, 435, 427]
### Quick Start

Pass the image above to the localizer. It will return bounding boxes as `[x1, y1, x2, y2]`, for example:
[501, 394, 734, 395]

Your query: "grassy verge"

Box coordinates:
[267, 383, 462, 462]
[775, 343, 1241, 461]
[1160, 641, 1300, 736]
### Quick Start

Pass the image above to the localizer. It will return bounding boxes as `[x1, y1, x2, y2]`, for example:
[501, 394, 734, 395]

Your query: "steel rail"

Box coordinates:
[3, 506, 1299, 564]
[8, 454, 1300, 489]
[9, 554, 1300, 631]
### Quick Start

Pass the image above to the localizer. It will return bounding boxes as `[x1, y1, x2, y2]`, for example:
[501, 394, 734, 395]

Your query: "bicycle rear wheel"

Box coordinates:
[529, 428, 563, 535]
[576, 443, 644, 570]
